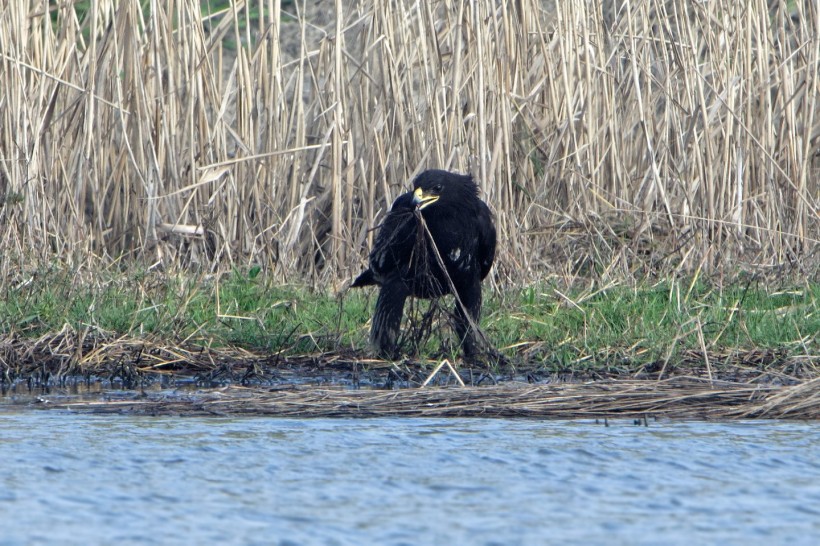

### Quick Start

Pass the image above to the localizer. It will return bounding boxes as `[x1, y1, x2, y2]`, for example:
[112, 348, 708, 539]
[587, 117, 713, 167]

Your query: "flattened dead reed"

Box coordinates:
[1, 0, 817, 285]
[50, 378, 820, 420]
[1, 327, 816, 387]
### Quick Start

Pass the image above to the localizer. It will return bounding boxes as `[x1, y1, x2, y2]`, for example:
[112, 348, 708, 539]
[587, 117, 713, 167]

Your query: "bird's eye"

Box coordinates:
[433, 184, 443, 192]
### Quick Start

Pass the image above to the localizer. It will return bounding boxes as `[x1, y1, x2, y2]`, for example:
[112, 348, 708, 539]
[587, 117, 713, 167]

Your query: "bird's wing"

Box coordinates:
[477, 202, 497, 280]
[369, 192, 418, 278]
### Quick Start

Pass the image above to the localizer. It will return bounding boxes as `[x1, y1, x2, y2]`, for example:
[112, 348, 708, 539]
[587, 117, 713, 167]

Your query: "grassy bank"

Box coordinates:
[1, 267, 817, 384]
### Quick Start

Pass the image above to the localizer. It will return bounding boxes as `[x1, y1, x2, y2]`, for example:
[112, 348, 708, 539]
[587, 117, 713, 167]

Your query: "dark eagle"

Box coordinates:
[352, 169, 497, 358]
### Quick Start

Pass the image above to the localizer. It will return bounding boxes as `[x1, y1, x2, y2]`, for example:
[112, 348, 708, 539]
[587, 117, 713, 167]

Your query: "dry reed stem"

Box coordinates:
[0, 1, 817, 286]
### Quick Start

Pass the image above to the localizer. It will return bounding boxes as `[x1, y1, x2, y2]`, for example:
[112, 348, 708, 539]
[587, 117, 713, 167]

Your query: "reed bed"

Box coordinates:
[1, 0, 817, 287]
[45, 378, 820, 420]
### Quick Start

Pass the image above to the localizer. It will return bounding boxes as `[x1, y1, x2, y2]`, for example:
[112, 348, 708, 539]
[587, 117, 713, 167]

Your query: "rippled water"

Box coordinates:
[1, 412, 818, 545]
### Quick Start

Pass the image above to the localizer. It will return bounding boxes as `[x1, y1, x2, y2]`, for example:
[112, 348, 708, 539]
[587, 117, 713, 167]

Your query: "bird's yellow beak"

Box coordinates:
[413, 187, 440, 210]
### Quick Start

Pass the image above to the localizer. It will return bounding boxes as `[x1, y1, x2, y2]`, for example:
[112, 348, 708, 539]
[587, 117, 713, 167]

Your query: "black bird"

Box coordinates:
[351, 169, 497, 358]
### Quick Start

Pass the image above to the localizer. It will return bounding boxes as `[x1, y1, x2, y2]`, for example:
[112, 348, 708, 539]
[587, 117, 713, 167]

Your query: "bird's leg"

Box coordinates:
[453, 279, 482, 358]
[371, 279, 408, 359]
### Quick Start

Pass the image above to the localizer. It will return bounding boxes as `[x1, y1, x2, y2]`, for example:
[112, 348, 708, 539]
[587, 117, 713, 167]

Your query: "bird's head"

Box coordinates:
[412, 185, 441, 210]
[411, 170, 478, 211]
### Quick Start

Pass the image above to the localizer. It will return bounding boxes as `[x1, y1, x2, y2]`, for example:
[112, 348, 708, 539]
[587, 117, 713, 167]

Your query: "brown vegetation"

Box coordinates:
[2, 327, 815, 388]
[1, 0, 817, 286]
[42, 378, 820, 420]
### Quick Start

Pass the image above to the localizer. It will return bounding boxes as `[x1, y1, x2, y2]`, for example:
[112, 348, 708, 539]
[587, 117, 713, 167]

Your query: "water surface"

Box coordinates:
[1, 412, 818, 545]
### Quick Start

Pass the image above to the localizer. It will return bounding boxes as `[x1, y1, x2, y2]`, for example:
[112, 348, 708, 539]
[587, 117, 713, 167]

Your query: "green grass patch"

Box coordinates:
[1, 268, 817, 374]
[485, 279, 818, 373]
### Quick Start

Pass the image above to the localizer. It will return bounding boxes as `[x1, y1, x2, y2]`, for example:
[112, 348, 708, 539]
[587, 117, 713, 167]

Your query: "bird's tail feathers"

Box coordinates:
[351, 268, 376, 288]
[370, 282, 408, 359]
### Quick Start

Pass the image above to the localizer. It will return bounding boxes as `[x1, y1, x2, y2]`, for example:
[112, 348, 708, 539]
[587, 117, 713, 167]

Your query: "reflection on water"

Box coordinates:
[0, 413, 818, 545]
[0, 379, 205, 404]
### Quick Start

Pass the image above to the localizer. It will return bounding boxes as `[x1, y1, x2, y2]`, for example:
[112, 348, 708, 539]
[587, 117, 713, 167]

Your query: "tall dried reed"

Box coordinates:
[1, 0, 817, 287]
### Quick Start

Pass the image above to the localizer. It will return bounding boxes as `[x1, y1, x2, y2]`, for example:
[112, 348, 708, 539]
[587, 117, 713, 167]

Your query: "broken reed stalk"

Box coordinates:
[0, 0, 817, 287]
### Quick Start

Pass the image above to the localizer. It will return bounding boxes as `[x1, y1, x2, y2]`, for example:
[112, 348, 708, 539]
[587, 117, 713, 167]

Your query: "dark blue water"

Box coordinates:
[1, 412, 818, 545]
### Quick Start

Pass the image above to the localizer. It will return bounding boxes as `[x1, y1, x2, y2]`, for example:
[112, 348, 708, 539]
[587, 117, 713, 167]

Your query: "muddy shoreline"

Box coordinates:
[2, 348, 818, 420]
[2, 331, 817, 419]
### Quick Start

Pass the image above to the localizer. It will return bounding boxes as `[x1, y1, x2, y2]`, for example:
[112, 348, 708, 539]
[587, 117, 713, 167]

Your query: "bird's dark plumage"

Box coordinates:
[352, 169, 497, 358]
